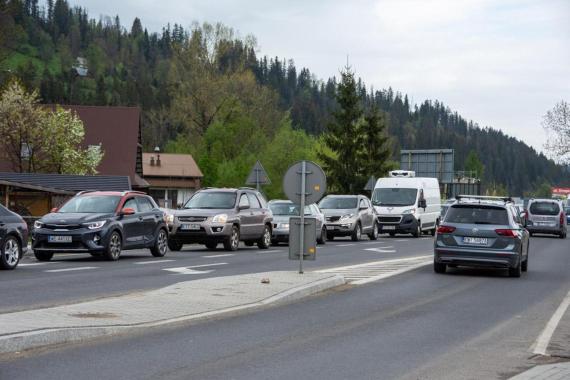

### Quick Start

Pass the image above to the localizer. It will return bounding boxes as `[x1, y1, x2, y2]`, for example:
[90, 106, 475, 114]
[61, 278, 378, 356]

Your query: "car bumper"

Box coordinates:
[378, 214, 418, 234]
[325, 222, 354, 236]
[31, 228, 108, 254]
[434, 247, 520, 269]
[169, 223, 233, 243]
[526, 224, 563, 235]
[272, 228, 289, 242]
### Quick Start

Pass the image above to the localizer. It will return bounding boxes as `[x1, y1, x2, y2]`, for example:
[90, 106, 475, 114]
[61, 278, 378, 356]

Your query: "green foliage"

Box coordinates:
[464, 150, 485, 179]
[530, 182, 553, 198]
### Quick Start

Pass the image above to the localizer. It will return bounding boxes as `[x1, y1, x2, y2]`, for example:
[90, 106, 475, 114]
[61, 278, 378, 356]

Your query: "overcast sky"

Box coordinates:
[70, 0, 570, 154]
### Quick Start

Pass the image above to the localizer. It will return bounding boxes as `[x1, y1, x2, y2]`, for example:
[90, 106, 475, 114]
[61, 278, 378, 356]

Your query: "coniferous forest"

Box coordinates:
[0, 0, 567, 196]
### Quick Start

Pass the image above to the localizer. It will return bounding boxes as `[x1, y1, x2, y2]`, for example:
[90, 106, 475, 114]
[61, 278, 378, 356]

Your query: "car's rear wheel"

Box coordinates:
[327, 234, 335, 241]
[258, 225, 271, 249]
[1, 236, 20, 270]
[205, 242, 218, 250]
[151, 229, 168, 257]
[224, 225, 240, 251]
[351, 223, 362, 242]
[34, 250, 53, 261]
[167, 240, 183, 251]
[104, 231, 122, 261]
[368, 223, 378, 241]
[509, 256, 522, 278]
[559, 231, 566, 239]
[317, 227, 327, 245]
[434, 261, 446, 274]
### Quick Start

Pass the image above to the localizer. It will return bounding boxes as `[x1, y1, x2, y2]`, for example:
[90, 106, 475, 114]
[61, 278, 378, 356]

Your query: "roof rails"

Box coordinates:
[76, 190, 98, 195]
[456, 195, 513, 203]
[238, 187, 257, 191]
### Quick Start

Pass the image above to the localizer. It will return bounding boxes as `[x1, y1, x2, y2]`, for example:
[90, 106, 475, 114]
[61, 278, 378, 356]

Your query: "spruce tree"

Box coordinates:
[359, 107, 393, 181]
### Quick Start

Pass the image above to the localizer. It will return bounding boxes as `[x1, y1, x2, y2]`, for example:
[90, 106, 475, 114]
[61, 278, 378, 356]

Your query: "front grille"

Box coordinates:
[178, 216, 208, 223]
[43, 224, 83, 230]
[326, 216, 341, 222]
[378, 216, 401, 224]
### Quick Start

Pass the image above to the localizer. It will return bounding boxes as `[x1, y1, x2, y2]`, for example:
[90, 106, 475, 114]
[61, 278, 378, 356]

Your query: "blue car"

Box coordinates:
[566, 207, 570, 225]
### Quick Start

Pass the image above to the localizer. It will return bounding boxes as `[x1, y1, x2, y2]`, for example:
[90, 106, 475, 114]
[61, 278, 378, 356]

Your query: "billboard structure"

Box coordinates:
[400, 149, 454, 183]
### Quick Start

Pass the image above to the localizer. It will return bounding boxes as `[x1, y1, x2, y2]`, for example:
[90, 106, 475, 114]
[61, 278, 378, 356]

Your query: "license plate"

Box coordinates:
[180, 223, 200, 230]
[383, 225, 396, 230]
[48, 235, 72, 243]
[326, 225, 336, 230]
[463, 237, 488, 245]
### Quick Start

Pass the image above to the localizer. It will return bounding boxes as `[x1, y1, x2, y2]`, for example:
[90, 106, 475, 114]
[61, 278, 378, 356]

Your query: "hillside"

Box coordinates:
[0, 0, 566, 195]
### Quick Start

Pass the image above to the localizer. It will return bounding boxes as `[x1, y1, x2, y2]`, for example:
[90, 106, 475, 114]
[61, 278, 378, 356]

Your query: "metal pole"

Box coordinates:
[256, 168, 260, 192]
[299, 161, 306, 274]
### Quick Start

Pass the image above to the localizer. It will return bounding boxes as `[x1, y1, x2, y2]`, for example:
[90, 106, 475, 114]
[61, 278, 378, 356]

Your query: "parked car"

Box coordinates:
[0, 204, 28, 270]
[318, 195, 378, 241]
[167, 188, 273, 251]
[268, 200, 326, 245]
[526, 199, 567, 238]
[32, 191, 168, 261]
[565, 207, 570, 225]
[434, 195, 529, 277]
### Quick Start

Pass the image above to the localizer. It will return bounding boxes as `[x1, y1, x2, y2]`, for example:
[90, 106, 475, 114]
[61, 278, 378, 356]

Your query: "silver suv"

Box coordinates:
[166, 188, 273, 251]
[434, 196, 530, 278]
[526, 199, 567, 238]
[318, 195, 378, 241]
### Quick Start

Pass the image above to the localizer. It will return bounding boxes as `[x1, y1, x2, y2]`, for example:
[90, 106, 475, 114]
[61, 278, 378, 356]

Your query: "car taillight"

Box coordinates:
[437, 225, 456, 234]
[560, 213, 564, 225]
[495, 229, 517, 238]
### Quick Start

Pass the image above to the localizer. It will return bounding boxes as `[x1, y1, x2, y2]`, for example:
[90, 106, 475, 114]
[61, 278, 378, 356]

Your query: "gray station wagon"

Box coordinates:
[434, 195, 530, 278]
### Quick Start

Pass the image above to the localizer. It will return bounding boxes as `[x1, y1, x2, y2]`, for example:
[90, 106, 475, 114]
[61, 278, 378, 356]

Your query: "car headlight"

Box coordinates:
[164, 213, 174, 224]
[339, 214, 355, 221]
[85, 221, 107, 230]
[402, 209, 416, 215]
[34, 220, 44, 229]
[279, 223, 290, 229]
[212, 214, 228, 223]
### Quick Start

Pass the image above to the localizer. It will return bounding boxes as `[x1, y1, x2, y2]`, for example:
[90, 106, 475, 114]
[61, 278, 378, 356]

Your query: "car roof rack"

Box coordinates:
[455, 195, 513, 204]
[238, 187, 257, 191]
[76, 190, 98, 195]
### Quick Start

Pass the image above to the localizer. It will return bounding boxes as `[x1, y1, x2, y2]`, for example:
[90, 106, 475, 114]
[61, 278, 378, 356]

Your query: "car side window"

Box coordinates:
[137, 197, 154, 212]
[256, 193, 268, 209]
[123, 198, 139, 212]
[247, 193, 261, 209]
[359, 199, 366, 209]
[239, 194, 250, 208]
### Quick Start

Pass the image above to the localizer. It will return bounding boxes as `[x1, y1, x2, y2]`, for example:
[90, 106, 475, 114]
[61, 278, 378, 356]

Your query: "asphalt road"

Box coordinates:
[1, 235, 569, 380]
[0, 234, 432, 313]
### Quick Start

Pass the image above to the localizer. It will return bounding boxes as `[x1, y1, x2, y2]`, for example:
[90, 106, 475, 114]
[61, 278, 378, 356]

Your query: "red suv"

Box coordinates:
[32, 191, 168, 261]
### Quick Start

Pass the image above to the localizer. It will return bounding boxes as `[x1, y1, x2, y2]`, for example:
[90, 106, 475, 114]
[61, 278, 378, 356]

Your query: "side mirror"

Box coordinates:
[51, 207, 58, 213]
[419, 199, 427, 209]
[239, 204, 250, 211]
[359, 205, 368, 210]
[121, 207, 135, 216]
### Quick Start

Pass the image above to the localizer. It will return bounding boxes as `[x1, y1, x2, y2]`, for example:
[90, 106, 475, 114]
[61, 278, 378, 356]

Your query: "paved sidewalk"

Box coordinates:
[0, 271, 344, 354]
[510, 362, 570, 379]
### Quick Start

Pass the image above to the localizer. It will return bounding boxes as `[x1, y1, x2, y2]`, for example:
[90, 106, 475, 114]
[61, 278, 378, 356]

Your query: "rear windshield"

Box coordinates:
[445, 205, 509, 225]
[319, 197, 358, 209]
[530, 202, 560, 216]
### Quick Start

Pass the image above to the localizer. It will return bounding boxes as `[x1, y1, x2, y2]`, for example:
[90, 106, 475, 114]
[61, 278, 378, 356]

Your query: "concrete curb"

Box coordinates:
[0, 274, 345, 354]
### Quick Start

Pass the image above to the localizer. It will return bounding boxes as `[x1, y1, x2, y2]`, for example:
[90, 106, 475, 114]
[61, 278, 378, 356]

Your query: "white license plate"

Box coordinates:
[48, 235, 72, 243]
[463, 237, 488, 245]
[180, 223, 201, 230]
[383, 226, 396, 230]
[326, 225, 336, 230]
[537, 222, 555, 227]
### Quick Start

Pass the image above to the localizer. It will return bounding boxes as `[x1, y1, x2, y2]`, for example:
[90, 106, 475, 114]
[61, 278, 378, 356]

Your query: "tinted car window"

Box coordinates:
[184, 192, 236, 209]
[123, 198, 139, 212]
[0, 204, 13, 217]
[445, 205, 509, 225]
[530, 202, 560, 216]
[247, 193, 261, 209]
[137, 197, 154, 212]
[371, 188, 418, 206]
[59, 195, 121, 214]
[319, 197, 358, 209]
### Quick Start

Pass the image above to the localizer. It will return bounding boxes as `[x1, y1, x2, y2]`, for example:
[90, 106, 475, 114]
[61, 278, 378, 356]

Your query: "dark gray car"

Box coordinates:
[167, 188, 273, 251]
[318, 195, 378, 241]
[434, 196, 530, 278]
[268, 200, 326, 245]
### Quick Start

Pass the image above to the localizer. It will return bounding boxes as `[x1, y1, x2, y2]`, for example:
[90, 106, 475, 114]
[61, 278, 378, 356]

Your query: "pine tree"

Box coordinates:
[359, 107, 393, 181]
[318, 66, 363, 193]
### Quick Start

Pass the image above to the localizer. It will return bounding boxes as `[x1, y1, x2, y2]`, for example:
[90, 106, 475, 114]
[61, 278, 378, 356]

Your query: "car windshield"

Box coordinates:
[371, 188, 418, 206]
[58, 195, 121, 214]
[445, 205, 509, 225]
[319, 197, 358, 209]
[530, 202, 560, 216]
[184, 192, 236, 209]
[269, 203, 311, 216]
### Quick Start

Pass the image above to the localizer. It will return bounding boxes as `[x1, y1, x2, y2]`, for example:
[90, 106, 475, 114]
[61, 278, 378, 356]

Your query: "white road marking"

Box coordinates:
[365, 247, 397, 253]
[531, 289, 570, 356]
[258, 250, 281, 253]
[18, 262, 52, 267]
[164, 267, 214, 275]
[201, 254, 235, 258]
[45, 266, 99, 273]
[134, 259, 176, 265]
[337, 243, 356, 247]
[395, 239, 409, 242]
[187, 263, 228, 269]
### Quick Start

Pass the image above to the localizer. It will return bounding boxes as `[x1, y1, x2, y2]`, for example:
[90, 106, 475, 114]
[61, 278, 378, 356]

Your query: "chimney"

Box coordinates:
[156, 154, 161, 167]
[150, 156, 155, 166]
[154, 146, 161, 166]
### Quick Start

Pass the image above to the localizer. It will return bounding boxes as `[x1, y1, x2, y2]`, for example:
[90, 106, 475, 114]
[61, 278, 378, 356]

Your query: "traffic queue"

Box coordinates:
[2, 170, 567, 274]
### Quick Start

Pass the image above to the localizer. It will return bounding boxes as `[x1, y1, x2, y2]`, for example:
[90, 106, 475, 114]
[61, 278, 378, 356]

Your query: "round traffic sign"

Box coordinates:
[283, 161, 327, 205]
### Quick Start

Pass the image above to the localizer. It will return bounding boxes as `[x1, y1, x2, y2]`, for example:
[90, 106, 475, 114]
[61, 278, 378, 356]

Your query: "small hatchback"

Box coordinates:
[32, 191, 169, 261]
[268, 200, 326, 245]
[0, 204, 28, 270]
[526, 199, 567, 238]
[434, 196, 529, 278]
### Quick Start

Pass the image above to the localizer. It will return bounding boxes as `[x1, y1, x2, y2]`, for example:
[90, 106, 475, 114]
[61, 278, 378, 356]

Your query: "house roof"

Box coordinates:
[143, 153, 203, 178]
[0, 172, 131, 195]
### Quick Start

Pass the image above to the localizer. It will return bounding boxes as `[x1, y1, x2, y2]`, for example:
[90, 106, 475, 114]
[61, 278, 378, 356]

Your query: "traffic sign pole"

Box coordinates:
[299, 161, 306, 274]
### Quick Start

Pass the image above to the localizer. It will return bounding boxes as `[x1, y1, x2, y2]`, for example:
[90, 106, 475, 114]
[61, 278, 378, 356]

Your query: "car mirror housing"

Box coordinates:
[419, 199, 427, 209]
[121, 207, 136, 216]
[50, 207, 58, 213]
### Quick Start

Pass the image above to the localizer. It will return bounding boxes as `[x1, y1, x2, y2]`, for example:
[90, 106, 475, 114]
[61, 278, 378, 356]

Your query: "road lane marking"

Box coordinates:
[135, 259, 176, 265]
[365, 247, 397, 253]
[188, 263, 228, 269]
[531, 289, 570, 356]
[45, 266, 99, 273]
[337, 243, 356, 247]
[164, 267, 214, 275]
[201, 254, 235, 258]
[316, 255, 431, 285]
[258, 250, 281, 253]
[395, 239, 409, 242]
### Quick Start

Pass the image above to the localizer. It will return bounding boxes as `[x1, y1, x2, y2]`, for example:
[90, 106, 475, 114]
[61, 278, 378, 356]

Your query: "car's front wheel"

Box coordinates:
[0, 236, 20, 270]
[412, 222, 421, 238]
[34, 250, 53, 262]
[104, 231, 122, 261]
[351, 223, 362, 242]
[434, 261, 446, 274]
[167, 240, 183, 251]
[317, 226, 327, 245]
[258, 225, 271, 249]
[224, 225, 240, 251]
[151, 229, 168, 257]
[368, 223, 378, 241]
[205, 242, 218, 250]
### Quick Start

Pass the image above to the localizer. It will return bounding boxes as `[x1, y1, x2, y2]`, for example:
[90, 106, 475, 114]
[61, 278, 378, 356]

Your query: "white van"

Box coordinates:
[371, 171, 441, 237]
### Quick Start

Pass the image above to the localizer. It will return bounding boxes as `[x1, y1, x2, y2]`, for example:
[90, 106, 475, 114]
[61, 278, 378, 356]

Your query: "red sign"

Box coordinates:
[552, 187, 570, 195]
